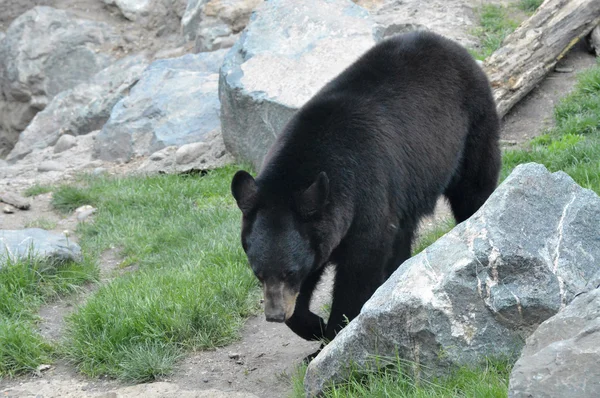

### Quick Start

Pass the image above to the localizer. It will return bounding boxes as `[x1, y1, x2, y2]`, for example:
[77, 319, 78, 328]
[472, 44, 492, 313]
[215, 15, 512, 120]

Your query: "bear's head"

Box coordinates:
[231, 170, 330, 323]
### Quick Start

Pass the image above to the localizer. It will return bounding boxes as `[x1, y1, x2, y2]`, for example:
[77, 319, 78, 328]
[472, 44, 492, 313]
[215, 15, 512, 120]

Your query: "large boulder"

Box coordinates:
[181, 0, 262, 52]
[0, 6, 120, 158]
[103, 0, 187, 32]
[508, 283, 600, 398]
[93, 49, 227, 162]
[6, 54, 150, 162]
[304, 163, 600, 397]
[219, 0, 380, 170]
[353, 0, 502, 47]
[0, 229, 82, 267]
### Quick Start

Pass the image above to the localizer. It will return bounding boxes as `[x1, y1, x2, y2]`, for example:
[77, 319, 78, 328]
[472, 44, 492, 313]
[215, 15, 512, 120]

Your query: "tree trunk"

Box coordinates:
[483, 0, 600, 118]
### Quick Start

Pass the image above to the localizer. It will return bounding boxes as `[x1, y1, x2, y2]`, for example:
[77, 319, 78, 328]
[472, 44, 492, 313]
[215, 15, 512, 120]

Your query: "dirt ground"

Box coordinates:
[1, 0, 599, 397]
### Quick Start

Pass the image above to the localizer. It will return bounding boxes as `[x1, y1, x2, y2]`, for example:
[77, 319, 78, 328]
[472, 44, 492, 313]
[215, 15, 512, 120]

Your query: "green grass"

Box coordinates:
[52, 165, 259, 381]
[0, 255, 97, 377]
[23, 184, 53, 197]
[413, 218, 456, 256]
[517, 0, 544, 13]
[470, 5, 520, 60]
[501, 63, 600, 194]
[291, 357, 511, 398]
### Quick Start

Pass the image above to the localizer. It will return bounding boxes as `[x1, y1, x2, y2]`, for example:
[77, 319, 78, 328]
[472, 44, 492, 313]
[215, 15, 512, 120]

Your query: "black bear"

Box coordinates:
[231, 31, 500, 353]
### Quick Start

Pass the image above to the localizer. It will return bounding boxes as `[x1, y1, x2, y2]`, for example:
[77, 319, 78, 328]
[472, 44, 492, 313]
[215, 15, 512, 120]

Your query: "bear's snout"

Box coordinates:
[263, 281, 298, 323]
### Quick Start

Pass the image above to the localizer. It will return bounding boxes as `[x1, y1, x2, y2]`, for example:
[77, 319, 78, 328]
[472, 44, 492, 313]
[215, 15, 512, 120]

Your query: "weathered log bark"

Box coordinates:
[483, 0, 600, 118]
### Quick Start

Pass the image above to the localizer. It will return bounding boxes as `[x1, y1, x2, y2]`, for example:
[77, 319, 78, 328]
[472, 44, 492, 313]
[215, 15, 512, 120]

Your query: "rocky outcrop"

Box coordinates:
[181, 0, 262, 52]
[0, 6, 120, 158]
[219, 0, 380, 170]
[6, 54, 149, 162]
[94, 49, 227, 162]
[0, 229, 82, 267]
[103, 0, 187, 32]
[304, 163, 600, 397]
[508, 282, 600, 398]
[353, 0, 499, 47]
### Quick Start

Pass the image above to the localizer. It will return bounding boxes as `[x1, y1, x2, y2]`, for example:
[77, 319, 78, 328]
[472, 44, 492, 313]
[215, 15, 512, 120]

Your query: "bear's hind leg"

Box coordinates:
[445, 117, 500, 223]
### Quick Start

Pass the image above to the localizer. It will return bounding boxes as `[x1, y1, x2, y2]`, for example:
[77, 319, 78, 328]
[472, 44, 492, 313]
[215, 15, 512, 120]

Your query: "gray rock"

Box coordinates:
[355, 0, 486, 47]
[53, 134, 77, 154]
[103, 0, 187, 31]
[0, 31, 4, 44]
[304, 163, 600, 397]
[38, 161, 65, 173]
[6, 54, 150, 162]
[181, 0, 261, 52]
[219, 0, 380, 170]
[94, 50, 227, 162]
[0, 6, 120, 157]
[0, 229, 82, 267]
[508, 287, 600, 398]
[136, 129, 234, 174]
[175, 142, 210, 165]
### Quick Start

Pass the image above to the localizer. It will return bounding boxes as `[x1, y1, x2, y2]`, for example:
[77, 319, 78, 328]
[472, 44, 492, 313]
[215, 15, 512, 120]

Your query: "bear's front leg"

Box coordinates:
[285, 266, 327, 341]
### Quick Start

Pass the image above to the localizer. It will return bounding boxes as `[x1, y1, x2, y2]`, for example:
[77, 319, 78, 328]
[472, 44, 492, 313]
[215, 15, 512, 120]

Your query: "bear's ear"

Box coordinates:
[296, 172, 329, 218]
[231, 170, 258, 215]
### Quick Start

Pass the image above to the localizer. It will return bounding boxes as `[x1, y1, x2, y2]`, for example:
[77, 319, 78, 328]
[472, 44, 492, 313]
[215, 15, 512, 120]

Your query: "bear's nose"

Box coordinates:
[265, 311, 286, 323]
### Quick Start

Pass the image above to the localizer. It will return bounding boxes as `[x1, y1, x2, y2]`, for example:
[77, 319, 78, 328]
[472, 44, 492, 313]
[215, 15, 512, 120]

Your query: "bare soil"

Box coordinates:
[0, 1, 598, 397]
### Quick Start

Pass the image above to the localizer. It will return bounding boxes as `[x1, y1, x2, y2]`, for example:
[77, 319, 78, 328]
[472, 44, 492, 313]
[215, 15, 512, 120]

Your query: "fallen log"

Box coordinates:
[483, 0, 600, 118]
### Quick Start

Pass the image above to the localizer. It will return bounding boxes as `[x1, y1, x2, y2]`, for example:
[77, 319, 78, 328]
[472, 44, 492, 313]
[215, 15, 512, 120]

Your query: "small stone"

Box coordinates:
[3, 205, 14, 214]
[203, 378, 209, 383]
[93, 167, 107, 175]
[228, 353, 241, 360]
[53, 134, 77, 153]
[0, 192, 31, 209]
[176, 142, 210, 165]
[75, 205, 96, 222]
[149, 151, 167, 161]
[38, 161, 65, 172]
[235, 360, 244, 365]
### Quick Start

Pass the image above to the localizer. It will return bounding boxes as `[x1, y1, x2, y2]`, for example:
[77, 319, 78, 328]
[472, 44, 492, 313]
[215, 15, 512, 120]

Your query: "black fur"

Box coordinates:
[232, 31, 500, 353]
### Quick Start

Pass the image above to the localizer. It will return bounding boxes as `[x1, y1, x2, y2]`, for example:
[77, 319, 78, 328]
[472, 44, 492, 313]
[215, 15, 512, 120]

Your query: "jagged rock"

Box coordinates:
[103, 0, 187, 32]
[0, 6, 120, 158]
[508, 285, 600, 398]
[219, 0, 380, 170]
[182, 0, 262, 52]
[94, 50, 227, 162]
[53, 134, 77, 154]
[7, 54, 150, 162]
[0, 228, 82, 267]
[304, 163, 600, 397]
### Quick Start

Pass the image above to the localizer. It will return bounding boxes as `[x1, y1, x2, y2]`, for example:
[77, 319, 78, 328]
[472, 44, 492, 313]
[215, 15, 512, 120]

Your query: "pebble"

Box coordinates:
[3, 205, 15, 214]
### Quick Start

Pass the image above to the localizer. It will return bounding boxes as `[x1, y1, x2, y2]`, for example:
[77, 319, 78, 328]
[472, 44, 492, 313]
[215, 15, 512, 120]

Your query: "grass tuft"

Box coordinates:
[290, 356, 512, 398]
[117, 341, 183, 383]
[0, 255, 97, 377]
[23, 185, 53, 197]
[59, 165, 260, 381]
[517, 0, 544, 13]
[470, 5, 519, 60]
[413, 218, 456, 256]
[502, 62, 600, 194]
